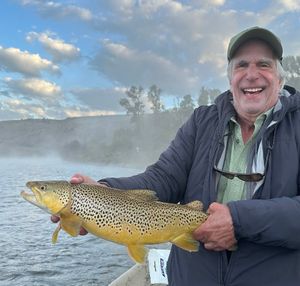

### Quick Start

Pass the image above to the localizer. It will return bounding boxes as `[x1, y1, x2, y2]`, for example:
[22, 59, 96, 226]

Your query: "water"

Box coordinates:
[0, 157, 141, 286]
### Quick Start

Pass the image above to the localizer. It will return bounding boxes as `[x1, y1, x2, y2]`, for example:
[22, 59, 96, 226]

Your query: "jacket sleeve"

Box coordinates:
[100, 110, 198, 203]
[228, 195, 300, 249]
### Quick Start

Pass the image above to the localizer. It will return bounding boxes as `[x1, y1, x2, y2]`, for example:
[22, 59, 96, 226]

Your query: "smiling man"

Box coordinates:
[53, 27, 300, 286]
[229, 40, 284, 138]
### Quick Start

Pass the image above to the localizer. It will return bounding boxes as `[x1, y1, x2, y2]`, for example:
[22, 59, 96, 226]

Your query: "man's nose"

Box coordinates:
[246, 64, 259, 80]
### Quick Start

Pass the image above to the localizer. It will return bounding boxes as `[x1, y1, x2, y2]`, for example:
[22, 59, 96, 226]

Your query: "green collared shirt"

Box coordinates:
[217, 110, 271, 204]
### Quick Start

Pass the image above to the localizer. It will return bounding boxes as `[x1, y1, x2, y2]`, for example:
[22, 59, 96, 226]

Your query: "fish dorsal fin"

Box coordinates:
[127, 244, 149, 263]
[185, 200, 204, 211]
[124, 189, 158, 202]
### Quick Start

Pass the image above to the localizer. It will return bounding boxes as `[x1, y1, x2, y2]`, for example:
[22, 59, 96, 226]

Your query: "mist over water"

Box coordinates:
[0, 114, 183, 169]
[0, 156, 141, 286]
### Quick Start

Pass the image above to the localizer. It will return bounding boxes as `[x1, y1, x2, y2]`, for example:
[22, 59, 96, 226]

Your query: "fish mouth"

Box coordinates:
[21, 185, 50, 213]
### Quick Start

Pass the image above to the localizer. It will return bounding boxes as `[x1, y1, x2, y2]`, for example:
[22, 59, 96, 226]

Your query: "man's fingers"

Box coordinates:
[79, 227, 88, 236]
[70, 173, 100, 185]
[70, 174, 84, 184]
[51, 215, 60, 223]
[204, 242, 224, 251]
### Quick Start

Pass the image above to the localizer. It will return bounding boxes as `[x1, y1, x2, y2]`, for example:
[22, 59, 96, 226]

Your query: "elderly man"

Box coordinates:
[54, 27, 300, 285]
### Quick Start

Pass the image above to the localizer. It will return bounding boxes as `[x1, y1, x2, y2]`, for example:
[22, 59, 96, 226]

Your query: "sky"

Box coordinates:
[0, 0, 300, 121]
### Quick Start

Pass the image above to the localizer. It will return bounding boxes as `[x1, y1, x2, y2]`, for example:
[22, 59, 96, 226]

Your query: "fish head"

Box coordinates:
[21, 180, 71, 215]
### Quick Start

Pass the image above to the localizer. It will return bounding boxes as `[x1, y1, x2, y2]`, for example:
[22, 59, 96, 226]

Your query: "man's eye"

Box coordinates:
[259, 61, 271, 68]
[235, 62, 248, 68]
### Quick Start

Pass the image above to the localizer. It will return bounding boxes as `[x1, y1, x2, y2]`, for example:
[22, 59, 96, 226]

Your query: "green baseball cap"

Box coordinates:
[227, 26, 283, 61]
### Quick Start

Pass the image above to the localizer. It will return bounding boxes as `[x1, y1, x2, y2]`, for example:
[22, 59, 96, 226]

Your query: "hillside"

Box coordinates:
[0, 112, 187, 167]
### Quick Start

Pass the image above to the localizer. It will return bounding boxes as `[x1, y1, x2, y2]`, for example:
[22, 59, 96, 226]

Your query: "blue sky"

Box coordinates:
[0, 0, 300, 121]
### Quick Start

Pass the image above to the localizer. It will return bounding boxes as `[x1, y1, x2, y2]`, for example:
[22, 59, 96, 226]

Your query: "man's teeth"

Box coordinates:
[243, 88, 263, 93]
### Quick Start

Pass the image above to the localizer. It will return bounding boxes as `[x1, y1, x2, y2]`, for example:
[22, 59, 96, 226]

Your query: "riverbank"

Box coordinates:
[0, 113, 188, 168]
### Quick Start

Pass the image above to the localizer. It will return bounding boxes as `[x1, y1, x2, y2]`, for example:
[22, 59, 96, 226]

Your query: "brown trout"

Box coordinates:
[21, 180, 208, 263]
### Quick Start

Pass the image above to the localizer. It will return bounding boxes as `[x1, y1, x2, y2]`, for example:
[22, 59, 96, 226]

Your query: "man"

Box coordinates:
[54, 27, 300, 285]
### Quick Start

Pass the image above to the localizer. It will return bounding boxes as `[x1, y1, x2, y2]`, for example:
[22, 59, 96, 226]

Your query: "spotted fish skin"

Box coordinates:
[21, 180, 208, 263]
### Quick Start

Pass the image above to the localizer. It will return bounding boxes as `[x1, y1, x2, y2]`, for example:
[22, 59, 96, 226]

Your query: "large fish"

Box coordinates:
[21, 180, 208, 263]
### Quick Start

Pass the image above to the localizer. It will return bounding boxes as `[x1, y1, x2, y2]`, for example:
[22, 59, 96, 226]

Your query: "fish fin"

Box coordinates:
[185, 200, 204, 211]
[127, 244, 149, 263]
[171, 233, 199, 252]
[60, 215, 82, 237]
[52, 223, 62, 244]
[124, 189, 158, 202]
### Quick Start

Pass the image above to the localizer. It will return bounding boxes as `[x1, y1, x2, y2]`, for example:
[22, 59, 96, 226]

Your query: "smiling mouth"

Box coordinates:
[242, 87, 264, 95]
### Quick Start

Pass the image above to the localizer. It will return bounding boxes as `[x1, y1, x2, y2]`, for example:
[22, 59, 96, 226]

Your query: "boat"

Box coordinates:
[108, 249, 170, 286]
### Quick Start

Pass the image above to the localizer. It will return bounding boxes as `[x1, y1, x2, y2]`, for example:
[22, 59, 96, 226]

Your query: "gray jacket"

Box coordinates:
[102, 85, 300, 286]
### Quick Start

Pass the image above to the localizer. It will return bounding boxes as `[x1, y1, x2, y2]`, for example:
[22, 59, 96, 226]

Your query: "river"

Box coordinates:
[0, 157, 142, 286]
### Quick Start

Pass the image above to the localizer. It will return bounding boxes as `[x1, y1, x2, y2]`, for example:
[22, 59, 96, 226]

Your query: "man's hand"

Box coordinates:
[70, 173, 100, 185]
[193, 202, 237, 251]
[50, 173, 101, 236]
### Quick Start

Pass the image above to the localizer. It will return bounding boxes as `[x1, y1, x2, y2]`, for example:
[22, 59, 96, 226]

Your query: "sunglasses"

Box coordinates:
[213, 127, 275, 183]
[213, 166, 264, 182]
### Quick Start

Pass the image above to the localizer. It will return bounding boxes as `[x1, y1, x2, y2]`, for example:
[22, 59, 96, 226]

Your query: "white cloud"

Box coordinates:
[254, 0, 300, 27]
[91, 40, 199, 95]
[137, 0, 184, 15]
[278, 0, 300, 10]
[0, 46, 60, 77]
[189, 0, 225, 7]
[26, 32, 81, 62]
[20, 0, 93, 22]
[91, 4, 254, 93]
[4, 77, 62, 101]
[70, 86, 126, 112]
[64, 108, 116, 118]
[0, 97, 48, 119]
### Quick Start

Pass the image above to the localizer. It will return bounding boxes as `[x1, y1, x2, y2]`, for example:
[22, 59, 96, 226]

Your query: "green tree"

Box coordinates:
[282, 56, 300, 90]
[198, 86, 221, 106]
[120, 86, 145, 121]
[179, 94, 195, 113]
[147, 84, 164, 113]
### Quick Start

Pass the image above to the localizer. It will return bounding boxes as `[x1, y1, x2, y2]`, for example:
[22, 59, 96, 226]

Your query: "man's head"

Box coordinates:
[227, 27, 285, 123]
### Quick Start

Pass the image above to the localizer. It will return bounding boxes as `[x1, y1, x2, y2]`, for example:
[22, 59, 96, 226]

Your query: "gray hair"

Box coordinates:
[227, 59, 286, 91]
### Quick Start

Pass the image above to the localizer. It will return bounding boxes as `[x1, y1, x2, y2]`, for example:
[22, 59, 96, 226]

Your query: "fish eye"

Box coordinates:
[40, 185, 47, 191]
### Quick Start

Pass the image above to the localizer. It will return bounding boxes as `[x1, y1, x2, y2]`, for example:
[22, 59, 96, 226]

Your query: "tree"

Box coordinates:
[179, 94, 195, 114]
[198, 86, 221, 106]
[282, 56, 300, 90]
[147, 85, 164, 113]
[120, 86, 145, 121]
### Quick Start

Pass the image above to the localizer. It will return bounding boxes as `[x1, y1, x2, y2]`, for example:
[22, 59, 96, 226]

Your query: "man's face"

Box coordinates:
[229, 40, 282, 122]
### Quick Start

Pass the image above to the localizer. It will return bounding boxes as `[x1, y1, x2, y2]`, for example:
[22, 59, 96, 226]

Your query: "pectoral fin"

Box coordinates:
[171, 233, 199, 252]
[52, 223, 62, 244]
[60, 214, 83, 237]
[127, 244, 149, 264]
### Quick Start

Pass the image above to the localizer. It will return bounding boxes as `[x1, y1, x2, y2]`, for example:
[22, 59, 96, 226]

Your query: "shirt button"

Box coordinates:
[235, 138, 240, 144]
